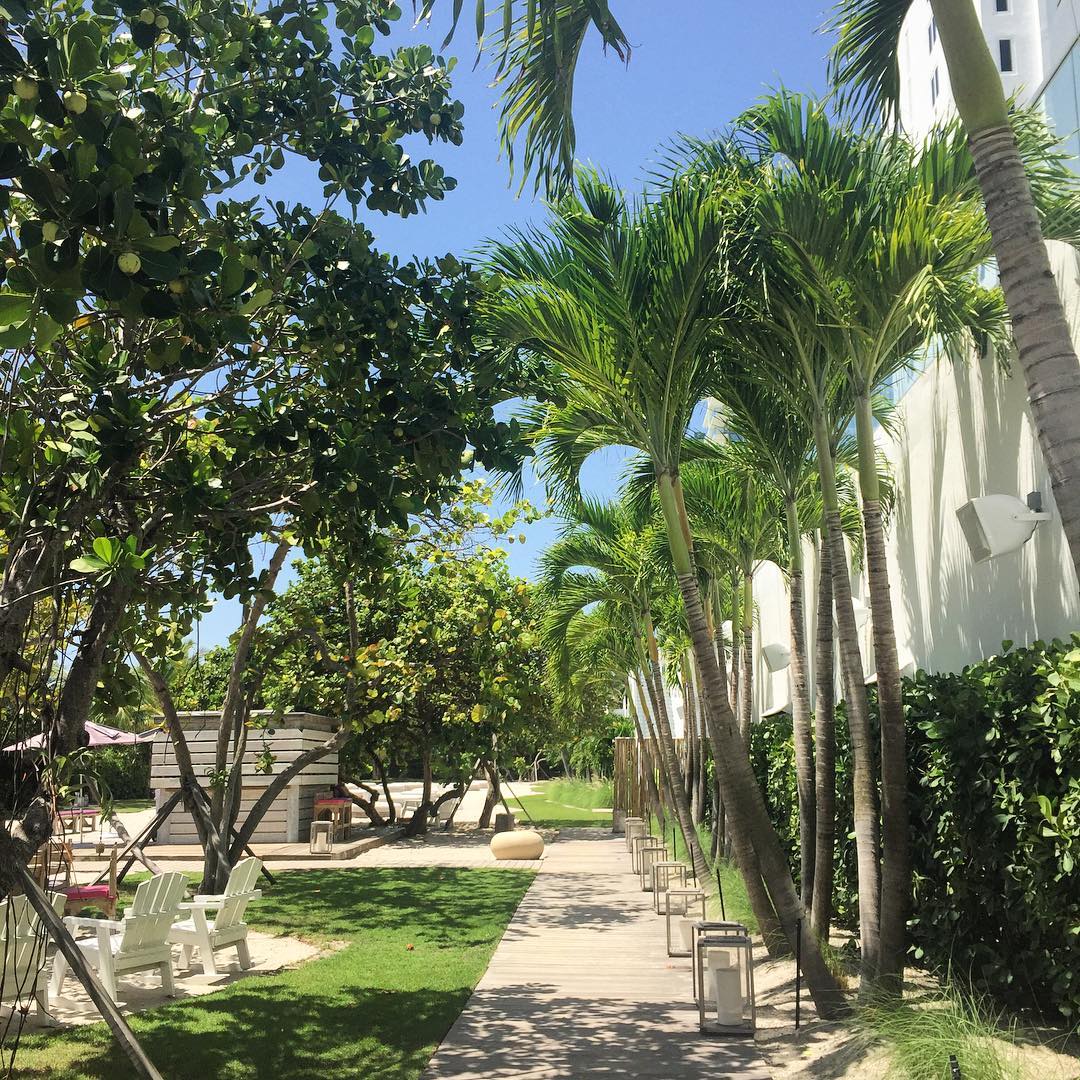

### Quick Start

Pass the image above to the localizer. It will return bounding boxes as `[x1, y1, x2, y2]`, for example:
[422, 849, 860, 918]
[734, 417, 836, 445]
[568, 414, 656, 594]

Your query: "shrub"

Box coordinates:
[92, 745, 151, 802]
[750, 635, 1080, 1020]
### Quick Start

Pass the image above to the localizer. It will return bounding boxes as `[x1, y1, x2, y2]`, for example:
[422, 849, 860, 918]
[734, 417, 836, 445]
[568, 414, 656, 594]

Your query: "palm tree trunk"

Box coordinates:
[931, 0, 1080, 581]
[812, 416, 881, 985]
[811, 534, 837, 942]
[855, 393, 910, 992]
[641, 624, 711, 883]
[656, 470, 847, 1017]
[629, 683, 668, 828]
[786, 498, 816, 910]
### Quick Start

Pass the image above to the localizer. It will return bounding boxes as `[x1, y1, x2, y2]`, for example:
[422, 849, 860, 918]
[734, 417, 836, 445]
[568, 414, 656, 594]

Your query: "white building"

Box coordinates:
[707, 6, 1080, 717]
[897, 0, 1080, 148]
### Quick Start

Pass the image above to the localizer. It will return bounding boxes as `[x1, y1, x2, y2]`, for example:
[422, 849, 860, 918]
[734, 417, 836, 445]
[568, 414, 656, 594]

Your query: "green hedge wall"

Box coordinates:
[92, 745, 151, 801]
[750, 635, 1080, 1020]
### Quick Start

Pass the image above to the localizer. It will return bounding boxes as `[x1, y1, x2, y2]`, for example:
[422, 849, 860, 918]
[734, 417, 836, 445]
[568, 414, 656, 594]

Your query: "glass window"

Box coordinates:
[995, 0, 1008, 12]
[931, 67, 940, 105]
[999, 38, 1013, 73]
[1040, 40, 1080, 169]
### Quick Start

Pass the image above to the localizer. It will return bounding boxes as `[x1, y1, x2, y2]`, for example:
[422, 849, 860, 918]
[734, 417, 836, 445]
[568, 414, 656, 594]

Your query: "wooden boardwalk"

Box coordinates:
[424, 829, 771, 1079]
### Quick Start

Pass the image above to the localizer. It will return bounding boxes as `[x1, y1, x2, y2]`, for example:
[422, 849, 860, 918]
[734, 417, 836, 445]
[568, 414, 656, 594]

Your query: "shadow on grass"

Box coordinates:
[17, 980, 479, 1080]
[15, 867, 534, 1080]
[252, 867, 534, 947]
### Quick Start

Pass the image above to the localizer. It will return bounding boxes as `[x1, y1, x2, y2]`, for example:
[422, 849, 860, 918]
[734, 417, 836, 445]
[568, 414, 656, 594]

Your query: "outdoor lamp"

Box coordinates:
[761, 643, 791, 672]
[309, 820, 333, 855]
[631, 832, 658, 874]
[956, 491, 1050, 563]
[692, 921, 756, 1036]
[624, 817, 645, 853]
[651, 860, 688, 914]
[638, 838, 666, 891]
[663, 888, 706, 956]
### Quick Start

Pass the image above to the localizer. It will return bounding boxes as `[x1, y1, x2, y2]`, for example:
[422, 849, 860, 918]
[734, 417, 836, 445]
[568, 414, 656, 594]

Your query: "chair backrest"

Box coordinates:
[212, 857, 261, 932]
[1, 893, 65, 991]
[117, 872, 186, 955]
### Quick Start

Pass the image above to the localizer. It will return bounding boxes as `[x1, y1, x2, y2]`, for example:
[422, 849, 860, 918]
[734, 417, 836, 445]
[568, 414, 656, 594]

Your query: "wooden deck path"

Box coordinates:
[424, 829, 771, 1079]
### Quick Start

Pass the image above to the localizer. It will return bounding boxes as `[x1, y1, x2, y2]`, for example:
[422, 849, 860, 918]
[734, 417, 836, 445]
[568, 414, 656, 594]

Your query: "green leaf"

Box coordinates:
[70, 556, 107, 574]
[0, 293, 33, 326]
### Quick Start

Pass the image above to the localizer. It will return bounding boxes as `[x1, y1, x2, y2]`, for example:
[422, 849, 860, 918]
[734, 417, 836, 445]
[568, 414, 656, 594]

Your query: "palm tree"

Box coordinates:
[535, 495, 713, 881]
[830, 0, 1080, 583]
[483, 171, 848, 1015]
[697, 379, 824, 911]
[425, 0, 1080, 587]
[735, 91, 1050, 988]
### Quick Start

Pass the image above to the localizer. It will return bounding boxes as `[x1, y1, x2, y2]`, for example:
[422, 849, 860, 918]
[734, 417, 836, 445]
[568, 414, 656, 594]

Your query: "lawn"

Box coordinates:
[507, 779, 613, 828]
[14, 866, 533, 1079]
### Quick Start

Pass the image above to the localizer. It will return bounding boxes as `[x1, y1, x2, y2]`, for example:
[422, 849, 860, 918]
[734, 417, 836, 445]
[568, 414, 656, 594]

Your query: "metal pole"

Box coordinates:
[716, 867, 726, 920]
[949, 1055, 962, 1080]
[795, 916, 803, 1031]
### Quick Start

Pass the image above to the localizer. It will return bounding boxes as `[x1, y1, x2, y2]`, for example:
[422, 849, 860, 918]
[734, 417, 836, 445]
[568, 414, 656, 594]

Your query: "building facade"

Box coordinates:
[704, 3, 1080, 720]
[897, 0, 1080, 141]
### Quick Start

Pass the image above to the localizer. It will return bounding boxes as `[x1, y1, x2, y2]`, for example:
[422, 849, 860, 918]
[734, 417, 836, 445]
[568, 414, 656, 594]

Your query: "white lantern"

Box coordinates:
[638, 839, 666, 891]
[693, 921, 756, 1036]
[663, 887, 706, 957]
[309, 820, 333, 855]
[651, 860, 688, 914]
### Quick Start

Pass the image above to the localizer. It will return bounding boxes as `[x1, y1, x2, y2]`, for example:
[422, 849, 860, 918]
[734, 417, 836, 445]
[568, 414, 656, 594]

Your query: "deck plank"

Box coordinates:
[423, 829, 771, 1079]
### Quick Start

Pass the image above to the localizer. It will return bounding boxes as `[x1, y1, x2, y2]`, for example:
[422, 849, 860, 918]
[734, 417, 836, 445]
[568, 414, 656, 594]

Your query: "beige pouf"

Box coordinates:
[490, 829, 545, 861]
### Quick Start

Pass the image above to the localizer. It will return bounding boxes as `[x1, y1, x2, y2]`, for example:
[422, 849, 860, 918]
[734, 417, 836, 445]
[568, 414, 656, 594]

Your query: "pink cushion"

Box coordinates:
[63, 885, 113, 900]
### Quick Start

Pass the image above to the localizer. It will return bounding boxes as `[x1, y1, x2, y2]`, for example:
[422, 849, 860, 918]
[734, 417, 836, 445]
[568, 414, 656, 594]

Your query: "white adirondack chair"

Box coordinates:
[50, 871, 187, 1002]
[1, 892, 65, 1024]
[168, 857, 262, 976]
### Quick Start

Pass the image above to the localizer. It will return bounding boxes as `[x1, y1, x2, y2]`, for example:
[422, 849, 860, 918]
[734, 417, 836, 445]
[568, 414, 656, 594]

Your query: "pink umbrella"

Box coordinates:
[2, 720, 160, 753]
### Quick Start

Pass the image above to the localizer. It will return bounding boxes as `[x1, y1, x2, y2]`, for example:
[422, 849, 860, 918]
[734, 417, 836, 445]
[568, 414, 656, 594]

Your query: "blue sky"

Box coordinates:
[197, 1, 833, 647]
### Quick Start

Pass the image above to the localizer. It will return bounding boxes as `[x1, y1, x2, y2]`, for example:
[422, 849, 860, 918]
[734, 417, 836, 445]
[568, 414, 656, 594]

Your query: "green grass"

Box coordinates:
[857, 987, 1023, 1080]
[544, 778, 613, 809]
[109, 798, 154, 816]
[14, 866, 533, 1079]
[507, 780, 613, 828]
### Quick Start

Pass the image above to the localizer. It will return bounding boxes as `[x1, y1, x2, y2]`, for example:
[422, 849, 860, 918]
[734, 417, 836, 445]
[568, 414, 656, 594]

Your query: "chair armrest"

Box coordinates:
[180, 889, 261, 910]
[64, 916, 122, 932]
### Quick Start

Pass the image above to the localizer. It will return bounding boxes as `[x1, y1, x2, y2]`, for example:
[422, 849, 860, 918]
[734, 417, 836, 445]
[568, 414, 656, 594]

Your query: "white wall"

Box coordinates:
[744, 241, 1080, 720]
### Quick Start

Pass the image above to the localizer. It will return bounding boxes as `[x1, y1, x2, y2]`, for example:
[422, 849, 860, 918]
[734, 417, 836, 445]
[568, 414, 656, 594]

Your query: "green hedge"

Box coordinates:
[750, 635, 1080, 1020]
[92, 745, 151, 801]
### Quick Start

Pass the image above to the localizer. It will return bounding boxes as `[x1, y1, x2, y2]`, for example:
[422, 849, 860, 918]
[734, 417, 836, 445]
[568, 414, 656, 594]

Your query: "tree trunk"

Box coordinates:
[812, 415, 881, 986]
[136, 654, 210, 857]
[855, 394, 910, 992]
[656, 471, 847, 1017]
[230, 724, 352, 860]
[786, 499, 816, 910]
[932, 0, 1080, 582]
[811, 535, 837, 943]
[633, 670, 675, 829]
[559, 747, 572, 778]
[478, 760, 500, 829]
[642, 635, 711, 883]
[210, 538, 291, 826]
[56, 578, 133, 754]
